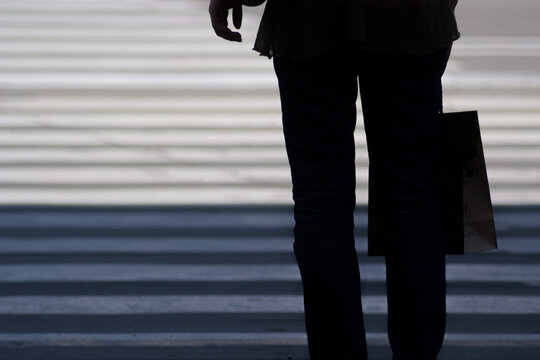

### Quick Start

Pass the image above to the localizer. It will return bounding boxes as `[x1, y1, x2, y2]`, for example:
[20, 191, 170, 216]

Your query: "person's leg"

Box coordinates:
[357, 45, 451, 360]
[272, 50, 368, 360]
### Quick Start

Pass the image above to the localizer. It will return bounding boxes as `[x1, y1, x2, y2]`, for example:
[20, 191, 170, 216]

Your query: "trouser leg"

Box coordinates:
[357, 45, 451, 360]
[272, 50, 368, 360]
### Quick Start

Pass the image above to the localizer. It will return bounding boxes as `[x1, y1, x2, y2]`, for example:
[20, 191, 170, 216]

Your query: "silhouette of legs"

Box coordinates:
[273, 50, 368, 360]
[272, 44, 450, 360]
[357, 46, 450, 359]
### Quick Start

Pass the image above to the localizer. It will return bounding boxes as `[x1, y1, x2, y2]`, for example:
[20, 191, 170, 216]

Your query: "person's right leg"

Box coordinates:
[272, 50, 368, 360]
[357, 45, 451, 360]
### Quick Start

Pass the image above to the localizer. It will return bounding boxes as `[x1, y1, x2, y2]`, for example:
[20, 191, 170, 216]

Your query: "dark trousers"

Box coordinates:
[272, 44, 451, 360]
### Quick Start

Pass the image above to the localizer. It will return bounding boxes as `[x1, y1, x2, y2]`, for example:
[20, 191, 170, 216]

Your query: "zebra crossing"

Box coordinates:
[0, 0, 539, 359]
[1, 206, 539, 359]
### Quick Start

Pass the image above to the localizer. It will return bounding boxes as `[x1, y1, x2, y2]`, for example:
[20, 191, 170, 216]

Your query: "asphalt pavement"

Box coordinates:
[0, 205, 539, 359]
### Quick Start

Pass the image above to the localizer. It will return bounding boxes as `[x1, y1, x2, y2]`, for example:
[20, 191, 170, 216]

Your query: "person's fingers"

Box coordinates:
[232, 3, 242, 30]
[213, 21, 242, 42]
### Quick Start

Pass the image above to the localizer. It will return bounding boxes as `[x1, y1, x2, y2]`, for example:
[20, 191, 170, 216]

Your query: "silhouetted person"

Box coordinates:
[210, 1, 460, 359]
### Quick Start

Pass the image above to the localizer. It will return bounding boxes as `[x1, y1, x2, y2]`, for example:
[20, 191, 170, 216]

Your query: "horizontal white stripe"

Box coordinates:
[442, 72, 540, 89]
[0, 167, 293, 184]
[0, 10, 208, 18]
[0, 167, 537, 185]
[0, 148, 291, 163]
[0, 152, 172, 164]
[2, 96, 540, 113]
[451, 49, 540, 57]
[0, 158, 534, 170]
[0, 72, 278, 89]
[0, 100, 282, 114]
[0, 57, 273, 70]
[2, 44, 540, 58]
[0, 237, 534, 255]
[0, 33, 537, 43]
[1, 72, 540, 90]
[0, 48, 537, 60]
[458, 36, 540, 45]
[2, 113, 540, 129]
[0, 129, 288, 146]
[0, 26, 220, 37]
[487, 191, 540, 205]
[0, 188, 540, 206]
[0, 37, 537, 49]
[0, 187, 297, 205]
[2, 129, 540, 147]
[0, 130, 284, 146]
[1, 39, 540, 52]
[0, 34, 537, 46]
[0, 114, 284, 128]
[445, 97, 540, 111]
[0, 294, 538, 314]
[0, 264, 537, 283]
[0, 43, 256, 56]
[0, 332, 538, 347]
[0, 1, 206, 11]
[485, 169, 540, 182]
[0, 29, 248, 39]
[0, 15, 261, 26]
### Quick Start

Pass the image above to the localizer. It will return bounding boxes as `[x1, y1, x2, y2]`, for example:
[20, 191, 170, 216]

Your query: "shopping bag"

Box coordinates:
[367, 110, 498, 256]
[437, 110, 498, 254]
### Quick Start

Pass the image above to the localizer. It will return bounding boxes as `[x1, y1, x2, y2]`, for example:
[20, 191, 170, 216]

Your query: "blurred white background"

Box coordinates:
[0, 0, 539, 205]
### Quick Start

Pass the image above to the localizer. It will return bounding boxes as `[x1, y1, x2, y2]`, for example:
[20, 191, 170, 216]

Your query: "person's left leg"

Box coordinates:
[272, 49, 368, 360]
[357, 45, 451, 360]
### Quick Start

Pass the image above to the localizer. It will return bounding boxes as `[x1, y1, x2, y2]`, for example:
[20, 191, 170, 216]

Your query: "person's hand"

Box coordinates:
[209, 0, 243, 42]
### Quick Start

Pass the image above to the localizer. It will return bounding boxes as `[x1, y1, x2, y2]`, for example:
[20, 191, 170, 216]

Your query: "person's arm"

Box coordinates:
[209, 0, 266, 42]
